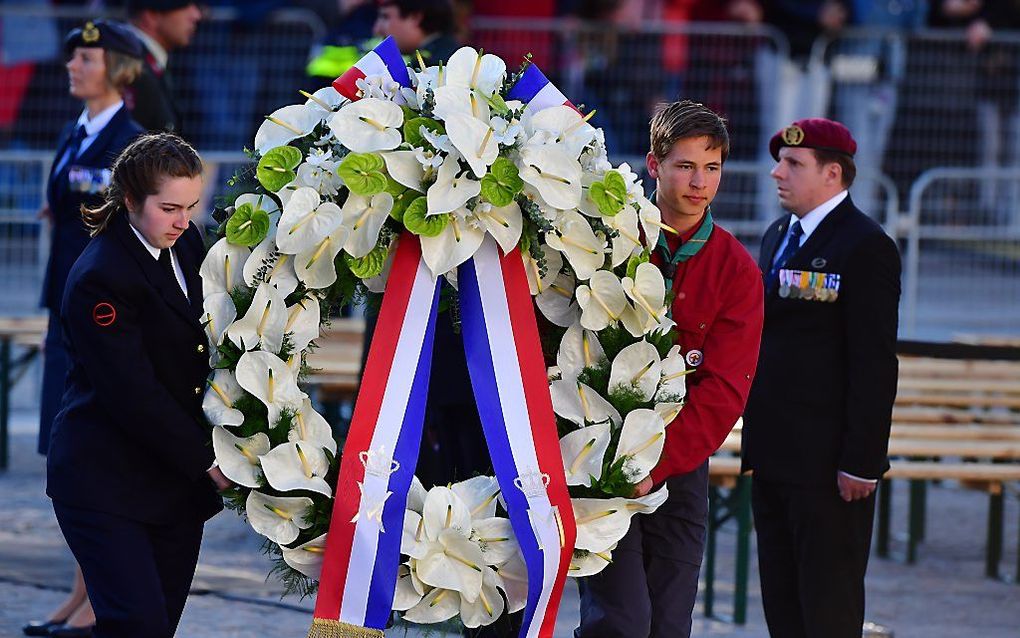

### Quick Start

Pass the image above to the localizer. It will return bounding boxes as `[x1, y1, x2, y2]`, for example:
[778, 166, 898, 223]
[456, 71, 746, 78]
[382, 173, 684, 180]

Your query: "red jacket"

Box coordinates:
[649, 219, 764, 484]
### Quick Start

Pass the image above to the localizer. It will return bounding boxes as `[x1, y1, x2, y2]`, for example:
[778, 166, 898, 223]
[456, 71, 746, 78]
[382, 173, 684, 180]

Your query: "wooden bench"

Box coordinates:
[0, 315, 47, 471]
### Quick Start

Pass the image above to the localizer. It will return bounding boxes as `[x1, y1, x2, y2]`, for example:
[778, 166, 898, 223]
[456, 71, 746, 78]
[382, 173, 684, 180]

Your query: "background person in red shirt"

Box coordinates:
[576, 100, 764, 638]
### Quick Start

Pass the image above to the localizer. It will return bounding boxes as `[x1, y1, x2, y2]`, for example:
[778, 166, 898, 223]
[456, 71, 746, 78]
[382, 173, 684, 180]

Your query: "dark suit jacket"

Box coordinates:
[741, 196, 901, 485]
[42, 106, 143, 311]
[124, 60, 180, 134]
[47, 213, 221, 525]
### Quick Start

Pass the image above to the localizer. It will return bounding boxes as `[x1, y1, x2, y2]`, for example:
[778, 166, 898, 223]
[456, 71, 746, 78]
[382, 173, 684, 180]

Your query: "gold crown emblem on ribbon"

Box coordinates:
[82, 21, 100, 44]
[782, 124, 805, 146]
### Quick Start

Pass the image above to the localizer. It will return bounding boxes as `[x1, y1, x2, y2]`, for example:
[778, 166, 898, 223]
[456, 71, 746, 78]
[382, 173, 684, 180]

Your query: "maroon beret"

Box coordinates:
[769, 118, 857, 161]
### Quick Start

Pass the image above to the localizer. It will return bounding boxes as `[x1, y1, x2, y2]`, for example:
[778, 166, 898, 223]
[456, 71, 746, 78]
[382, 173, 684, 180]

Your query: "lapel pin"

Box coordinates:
[811, 257, 827, 269]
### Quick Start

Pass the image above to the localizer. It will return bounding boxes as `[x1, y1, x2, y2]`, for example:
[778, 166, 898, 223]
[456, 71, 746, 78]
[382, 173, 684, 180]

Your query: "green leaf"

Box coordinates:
[626, 248, 650, 280]
[401, 105, 418, 123]
[480, 157, 524, 207]
[484, 91, 510, 116]
[402, 196, 448, 237]
[403, 117, 445, 149]
[225, 203, 271, 247]
[338, 152, 388, 196]
[589, 170, 628, 216]
[256, 146, 302, 192]
[344, 243, 389, 279]
[389, 188, 417, 222]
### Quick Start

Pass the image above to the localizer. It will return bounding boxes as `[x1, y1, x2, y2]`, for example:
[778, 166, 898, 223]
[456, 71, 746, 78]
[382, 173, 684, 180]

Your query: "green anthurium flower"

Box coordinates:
[345, 242, 390, 279]
[337, 152, 388, 196]
[403, 196, 449, 237]
[479, 157, 524, 207]
[225, 202, 271, 247]
[256, 145, 303, 193]
[589, 170, 628, 217]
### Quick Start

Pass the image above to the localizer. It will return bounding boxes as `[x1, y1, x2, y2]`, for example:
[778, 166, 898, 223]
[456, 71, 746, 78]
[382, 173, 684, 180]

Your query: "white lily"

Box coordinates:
[284, 296, 321, 353]
[202, 369, 244, 427]
[556, 321, 607, 383]
[575, 270, 627, 331]
[381, 150, 425, 192]
[426, 154, 481, 216]
[550, 379, 621, 428]
[451, 475, 501, 520]
[393, 563, 425, 611]
[605, 206, 642, 268]
[201, 292, 236, 349]
[281, 532, 328, 580]
[519, 144, 582, 210]
[525, 105, 597, 159]
[290, 397, 337, 456]
[495, 551, 528, 613]
[225, 282, 287, 353]
[657, 345, 689, 402]
[200, 238, 250, 299]
[460, 566, 505, 628]
[535, 269, 580, 327]
[254, 104, 319, 154]
[420, 208, 485, 278]
[403, 586, 460, 624]
[471, 518, 518, 566]
[245, 491, 314, 545]
[295, 224, 351, 289]
[340, 192, 393, 259]
[260, 441, 332, 497]
[621, 263, 668, 336]
[445, 46, 506, 97]
[609, 341, 663, 402]
[235, 350, 306, 426]
[545, 211, 605, 281]
[329, 97, 403, 153]
[521, 242, 562, 296]
[211, 426, 269, 488]
[474, 201, 522, 255]
[559, 422, 612, 486]
[612, 409, 666, 483]
[445, 112, 498, 179]
[276, 187, 344, 255]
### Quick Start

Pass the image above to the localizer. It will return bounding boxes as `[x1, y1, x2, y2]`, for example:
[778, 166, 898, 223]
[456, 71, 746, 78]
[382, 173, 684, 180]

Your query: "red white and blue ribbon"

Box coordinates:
[459, 238, 576, 637]
[507, 63, 577, 115]
[333, 36, 413, 103]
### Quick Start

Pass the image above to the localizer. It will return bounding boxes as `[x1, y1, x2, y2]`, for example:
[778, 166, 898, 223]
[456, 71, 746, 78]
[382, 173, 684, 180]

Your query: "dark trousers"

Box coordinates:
[53, 501, 204, 638]
[39, 314, 70, 455]
[751, 478, 876, 638]
[576, 461, 709, 638]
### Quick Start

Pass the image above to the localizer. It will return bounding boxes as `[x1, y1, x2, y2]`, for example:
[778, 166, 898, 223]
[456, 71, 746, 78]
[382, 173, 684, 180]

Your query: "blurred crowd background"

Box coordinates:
[1, 0, 1019, 348]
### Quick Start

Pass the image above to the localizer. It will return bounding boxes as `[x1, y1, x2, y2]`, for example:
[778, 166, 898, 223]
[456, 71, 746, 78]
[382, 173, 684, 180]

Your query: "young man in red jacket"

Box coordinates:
[576, 100, 764, 638]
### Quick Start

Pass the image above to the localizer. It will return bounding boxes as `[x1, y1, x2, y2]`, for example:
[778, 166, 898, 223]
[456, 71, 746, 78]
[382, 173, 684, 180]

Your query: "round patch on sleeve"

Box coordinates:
[92, 302, 117, 327]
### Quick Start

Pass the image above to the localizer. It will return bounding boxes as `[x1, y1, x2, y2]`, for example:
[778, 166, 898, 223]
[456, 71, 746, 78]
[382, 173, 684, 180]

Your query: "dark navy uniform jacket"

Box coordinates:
[742, 196, 901, 485]
[47, 212, 222, 525]
[42, 105, 142, 312]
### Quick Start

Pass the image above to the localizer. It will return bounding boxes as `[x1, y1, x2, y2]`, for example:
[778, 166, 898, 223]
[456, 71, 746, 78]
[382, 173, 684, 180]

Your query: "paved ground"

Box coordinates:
[2, 411, 1018, 637]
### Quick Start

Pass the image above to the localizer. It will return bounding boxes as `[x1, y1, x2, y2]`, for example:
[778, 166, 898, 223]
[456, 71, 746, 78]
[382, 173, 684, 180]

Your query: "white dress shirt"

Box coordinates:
[53, 101, 125, 175]
[128, 222, 189, 301]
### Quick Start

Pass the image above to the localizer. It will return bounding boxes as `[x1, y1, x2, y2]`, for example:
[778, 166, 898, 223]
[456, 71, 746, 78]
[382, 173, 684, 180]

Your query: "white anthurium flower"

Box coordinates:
[420, 208, 485, 278]
[295, 224, 351, 289]
[522, 243, 562, 296]
[364, 238, 398, 293]
[202, 292, 235, 348]
[381, 150, 425, 192]
[560, 422, 612, 486]
[525, 105, 597, 159]
[203, 368, 244, 427]
[427, 154, 482, 216]
[328, 97, 403, 152]
[471, 518, 518, 566]
[572, 487, 673, 555]
[452, 475, 501, 520]
[243, 227, 299, 300]
[260, 441, 332, 497]
[657, 345, 689, 402]
[235, 192, 280, 217]
[432, 85, 491, 124]
[519, 144, 582, 210]
[401, 509, 429, 559]
[290, 397, 337, 456]
[550, 379, 621, 428]
[654, 401, 683, 427]
[557, 321, 607, 383]
[536, 270, 580, 327]
[281, 532, 328, 580]
[235, 350, 306, 426]
[612, 409, 666, 483]
[445, 112, 498, 179]
[275, 183, 301, 208]
[638, 197, 666, 249]
[569, 545, 616, 578]
[622, 263, 668, 334]
[276, 187, 344, 255]
[575, 270, 627, 332]
[417, 528, 486, 602]
[407, 475, 427, 513]
[200, 238, 250, 299]
[245, 491, 314, 545]
[303, 85, 344, 117]
[211, 426, 269, 488]
[545, 211, 606, 281]
[225, 282, 287, 353]
[461, 566, 505, 629]
[422, 485, 473, 540]
[284, 295, 321, 353]
[254, 104, 320, 154]
[605, 206, 642, 268]
[404, 586, 461, 624]
[445, 46, 506, 97]
[495, 551, 528, 614]
[474, 201, 522, 255]
[393, 563, 425, 612]
[609, 341, 663, 402]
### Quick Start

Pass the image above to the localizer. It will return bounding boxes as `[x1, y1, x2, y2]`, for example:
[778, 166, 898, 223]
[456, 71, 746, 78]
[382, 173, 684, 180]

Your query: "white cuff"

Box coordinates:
[839, 471, 877, 484]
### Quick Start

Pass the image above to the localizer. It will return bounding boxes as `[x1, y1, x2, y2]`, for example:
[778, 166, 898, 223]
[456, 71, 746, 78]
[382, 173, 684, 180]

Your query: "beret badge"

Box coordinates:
[82, 21, 100, 44]
[781, 125, 805, 146]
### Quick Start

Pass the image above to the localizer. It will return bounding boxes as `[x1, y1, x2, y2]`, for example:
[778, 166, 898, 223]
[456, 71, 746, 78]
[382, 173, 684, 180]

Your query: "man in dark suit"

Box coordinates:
[742, 118, 901, 638]
[373, 0, 460, 65]
[124, 0, 202, 133]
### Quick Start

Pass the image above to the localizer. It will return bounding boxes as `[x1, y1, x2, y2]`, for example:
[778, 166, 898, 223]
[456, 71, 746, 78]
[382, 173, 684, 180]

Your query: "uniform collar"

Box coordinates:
[76, 100, 125, 137]
[791, 190, 847, 241]
[128, 221, 162, 260]
[128, 24, 168, 70]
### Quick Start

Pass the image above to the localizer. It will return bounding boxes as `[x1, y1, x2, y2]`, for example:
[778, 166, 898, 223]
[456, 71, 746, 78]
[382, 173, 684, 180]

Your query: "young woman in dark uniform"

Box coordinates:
[25, 20, 144, 638]
[46, 132, 231, 638]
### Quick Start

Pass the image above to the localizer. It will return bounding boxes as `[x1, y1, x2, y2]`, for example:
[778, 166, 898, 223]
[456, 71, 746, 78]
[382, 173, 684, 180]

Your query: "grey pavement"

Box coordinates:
[2, 410, 1019, 637]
